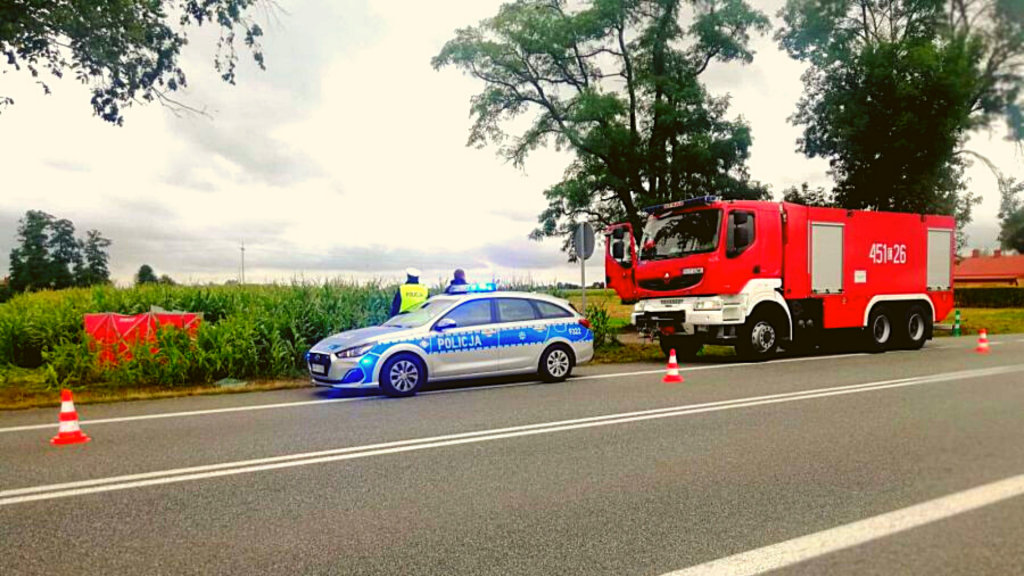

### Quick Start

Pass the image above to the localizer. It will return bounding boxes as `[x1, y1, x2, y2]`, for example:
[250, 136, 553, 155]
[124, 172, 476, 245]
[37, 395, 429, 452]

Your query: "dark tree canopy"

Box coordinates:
[78, 229, 112, 286]
[136, 264, 159, 285]
[0, 0, 268, 124]
[777, 0, 1023, 238]
[434, 0, 771, 253]
[8, 210, 52, 292]
[999, 177, 1024, 253]
[782, 182, 835, 207]
[48, 218, 81, 289]
[8, 211, 112, 292]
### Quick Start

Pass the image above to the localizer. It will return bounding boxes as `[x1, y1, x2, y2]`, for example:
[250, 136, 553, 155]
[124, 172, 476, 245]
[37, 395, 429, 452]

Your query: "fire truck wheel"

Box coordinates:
[898, 305, 930, 350]
[660, 336, 702, 360]
[866, 306, 894, 352]
[736, 312, 781, 360]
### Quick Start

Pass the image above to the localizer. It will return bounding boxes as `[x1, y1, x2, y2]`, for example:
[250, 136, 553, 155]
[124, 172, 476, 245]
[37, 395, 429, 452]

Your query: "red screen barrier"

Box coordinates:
[83, 312, 202, 364]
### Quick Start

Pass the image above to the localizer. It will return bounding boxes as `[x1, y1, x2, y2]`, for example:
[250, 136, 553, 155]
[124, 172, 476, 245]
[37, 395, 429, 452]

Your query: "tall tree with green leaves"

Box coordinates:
[1, 0, 270, 124]
[998, 177, 1024, 253]
[7, 211, 112, 292]
[433, 0, 771, 253]
[8, 210, 53, 292]
[79, 230, 113, 286]
[47, 218, 82, 289]
[136, 264, 159, 285]
[782, 183, 835, 207]
[777, 0, 1023, 241]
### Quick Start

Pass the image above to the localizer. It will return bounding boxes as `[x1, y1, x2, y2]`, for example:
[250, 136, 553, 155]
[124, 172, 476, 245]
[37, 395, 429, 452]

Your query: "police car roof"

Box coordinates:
[438, 290, 575, 306]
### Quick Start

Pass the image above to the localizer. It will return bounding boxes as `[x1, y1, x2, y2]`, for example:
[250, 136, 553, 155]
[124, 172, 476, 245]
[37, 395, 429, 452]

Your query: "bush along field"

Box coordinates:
[7, 283, 1019, 407]
[0, 283, 628, 400]
[0, 283, 393, 389]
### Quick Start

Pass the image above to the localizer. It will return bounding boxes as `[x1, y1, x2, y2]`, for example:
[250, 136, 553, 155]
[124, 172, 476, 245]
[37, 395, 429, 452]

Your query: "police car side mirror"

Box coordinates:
[435, 318, 457, 331]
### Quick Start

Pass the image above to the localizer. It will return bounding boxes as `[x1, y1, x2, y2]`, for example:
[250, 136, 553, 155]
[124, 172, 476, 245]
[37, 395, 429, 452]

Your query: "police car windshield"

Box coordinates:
[640, 209, 722, 261]
[382, 298, 457, 328]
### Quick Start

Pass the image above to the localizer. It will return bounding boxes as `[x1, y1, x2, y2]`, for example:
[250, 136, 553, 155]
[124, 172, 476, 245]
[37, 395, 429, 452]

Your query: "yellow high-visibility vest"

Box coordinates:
[398, 283, 428, 313]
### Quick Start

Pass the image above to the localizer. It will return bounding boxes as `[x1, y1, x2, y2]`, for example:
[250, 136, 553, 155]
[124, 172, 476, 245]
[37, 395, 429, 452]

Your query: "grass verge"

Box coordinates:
[938, 308, 1024, 336]
[4, 305, 1019, 410]
[0, 374, 306, 411]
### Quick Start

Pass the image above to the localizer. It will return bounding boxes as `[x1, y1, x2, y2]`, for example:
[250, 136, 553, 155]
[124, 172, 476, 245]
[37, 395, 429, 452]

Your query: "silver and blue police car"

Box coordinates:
[305, 284, 594, 397]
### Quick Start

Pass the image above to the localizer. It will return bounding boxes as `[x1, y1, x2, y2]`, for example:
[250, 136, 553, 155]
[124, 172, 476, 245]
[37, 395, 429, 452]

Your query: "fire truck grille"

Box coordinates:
[639, 272, 703, 292]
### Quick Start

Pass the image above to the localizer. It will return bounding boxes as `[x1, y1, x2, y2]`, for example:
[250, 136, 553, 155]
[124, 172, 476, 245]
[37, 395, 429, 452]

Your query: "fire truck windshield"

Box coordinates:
[640, 209, 722, 261]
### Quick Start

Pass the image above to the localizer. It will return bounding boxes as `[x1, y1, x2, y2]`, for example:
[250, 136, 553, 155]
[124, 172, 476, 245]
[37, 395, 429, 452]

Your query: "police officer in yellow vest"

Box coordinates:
[391, 267, 428, 317]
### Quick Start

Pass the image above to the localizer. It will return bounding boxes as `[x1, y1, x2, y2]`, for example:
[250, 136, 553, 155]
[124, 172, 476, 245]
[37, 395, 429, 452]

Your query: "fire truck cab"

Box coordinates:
[605, 197, 955, 359]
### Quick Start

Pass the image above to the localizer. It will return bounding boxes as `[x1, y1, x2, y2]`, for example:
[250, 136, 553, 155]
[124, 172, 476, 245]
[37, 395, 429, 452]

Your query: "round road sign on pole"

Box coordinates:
[575, 222, 595, 261]
[576, 222, 595, 312]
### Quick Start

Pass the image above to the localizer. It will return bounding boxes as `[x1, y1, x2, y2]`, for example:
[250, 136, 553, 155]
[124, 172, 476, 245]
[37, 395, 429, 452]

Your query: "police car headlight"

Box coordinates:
[694, 298, 724, 311]
[334, 344, 374, 359]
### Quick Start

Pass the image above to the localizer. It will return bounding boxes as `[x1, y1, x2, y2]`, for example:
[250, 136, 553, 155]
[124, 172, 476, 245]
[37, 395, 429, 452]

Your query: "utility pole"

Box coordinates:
[240, 241, 245, 285]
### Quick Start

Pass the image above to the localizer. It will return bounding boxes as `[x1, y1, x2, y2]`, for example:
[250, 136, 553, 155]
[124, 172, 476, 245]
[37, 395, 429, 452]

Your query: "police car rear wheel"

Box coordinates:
[379, 354, 426, 397]
[540, 345, 574, 383]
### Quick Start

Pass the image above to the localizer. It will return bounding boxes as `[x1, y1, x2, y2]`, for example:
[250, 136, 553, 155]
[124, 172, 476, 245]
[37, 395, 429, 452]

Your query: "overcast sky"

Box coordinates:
[1, 0, 1020, 286]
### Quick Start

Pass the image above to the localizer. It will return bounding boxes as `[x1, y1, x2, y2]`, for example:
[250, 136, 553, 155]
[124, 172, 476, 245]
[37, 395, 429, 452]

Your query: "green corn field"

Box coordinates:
[0, 282, 394, 388]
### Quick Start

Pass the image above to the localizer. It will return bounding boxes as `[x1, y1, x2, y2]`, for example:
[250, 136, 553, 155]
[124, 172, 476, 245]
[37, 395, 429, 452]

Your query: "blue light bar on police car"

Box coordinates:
[643, 195, 720, 214]
[447, 282, 498, 295]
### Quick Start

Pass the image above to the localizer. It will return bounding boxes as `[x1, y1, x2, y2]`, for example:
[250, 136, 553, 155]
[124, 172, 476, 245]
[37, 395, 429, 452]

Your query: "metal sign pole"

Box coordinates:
[581, 248, 586, 313]
[575, 221, 595, 316]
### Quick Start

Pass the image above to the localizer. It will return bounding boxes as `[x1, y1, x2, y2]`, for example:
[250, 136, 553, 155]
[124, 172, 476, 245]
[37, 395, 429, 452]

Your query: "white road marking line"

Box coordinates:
[2, 364, 1019, 506]
[0, 352, 869, 434]
[660, 473, 1024, 576]
[0, 397, 371, 433]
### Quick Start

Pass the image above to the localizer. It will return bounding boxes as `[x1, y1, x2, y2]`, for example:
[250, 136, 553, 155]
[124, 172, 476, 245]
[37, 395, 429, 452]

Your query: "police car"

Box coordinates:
[305, 284, 594, 397]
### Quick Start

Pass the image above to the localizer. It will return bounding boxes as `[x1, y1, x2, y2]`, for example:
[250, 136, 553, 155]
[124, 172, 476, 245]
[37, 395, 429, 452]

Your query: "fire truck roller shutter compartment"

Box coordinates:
[811, 222, 844, 295]
[927, 229, 953, 291]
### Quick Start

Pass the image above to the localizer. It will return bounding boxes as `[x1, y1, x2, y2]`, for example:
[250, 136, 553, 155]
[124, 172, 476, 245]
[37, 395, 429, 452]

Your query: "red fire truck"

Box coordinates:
[605, 196, 955, 359]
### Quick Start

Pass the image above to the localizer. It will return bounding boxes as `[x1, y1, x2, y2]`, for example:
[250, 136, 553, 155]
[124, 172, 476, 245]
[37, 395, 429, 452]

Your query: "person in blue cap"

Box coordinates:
[445, 269, 468, 294]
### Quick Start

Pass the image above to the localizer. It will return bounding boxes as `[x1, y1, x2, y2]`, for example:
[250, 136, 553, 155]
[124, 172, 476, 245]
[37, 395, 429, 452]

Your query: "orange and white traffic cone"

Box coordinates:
[50, 389, 90, 446]
[975, 329, 990, 354]
[663, 349, 684, 383]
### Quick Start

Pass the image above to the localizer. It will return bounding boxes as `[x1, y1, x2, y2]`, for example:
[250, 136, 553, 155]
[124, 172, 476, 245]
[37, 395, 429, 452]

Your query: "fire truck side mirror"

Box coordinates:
[733, 211, 749, 226]
[612, 227, 626, 240]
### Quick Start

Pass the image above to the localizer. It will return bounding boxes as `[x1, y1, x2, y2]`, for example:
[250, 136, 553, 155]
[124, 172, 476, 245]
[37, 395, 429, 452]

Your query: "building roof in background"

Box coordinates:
[954, 251, 1024, 280]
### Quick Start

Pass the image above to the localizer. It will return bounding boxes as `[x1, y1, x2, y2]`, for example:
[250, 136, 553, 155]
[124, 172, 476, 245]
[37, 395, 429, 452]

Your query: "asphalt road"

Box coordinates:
[3, 335, 1024, 575]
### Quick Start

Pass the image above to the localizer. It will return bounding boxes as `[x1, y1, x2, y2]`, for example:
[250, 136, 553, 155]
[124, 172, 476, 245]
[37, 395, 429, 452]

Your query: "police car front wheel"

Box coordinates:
[539, 345, 574, 383]
[379, 354, 427, 397]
